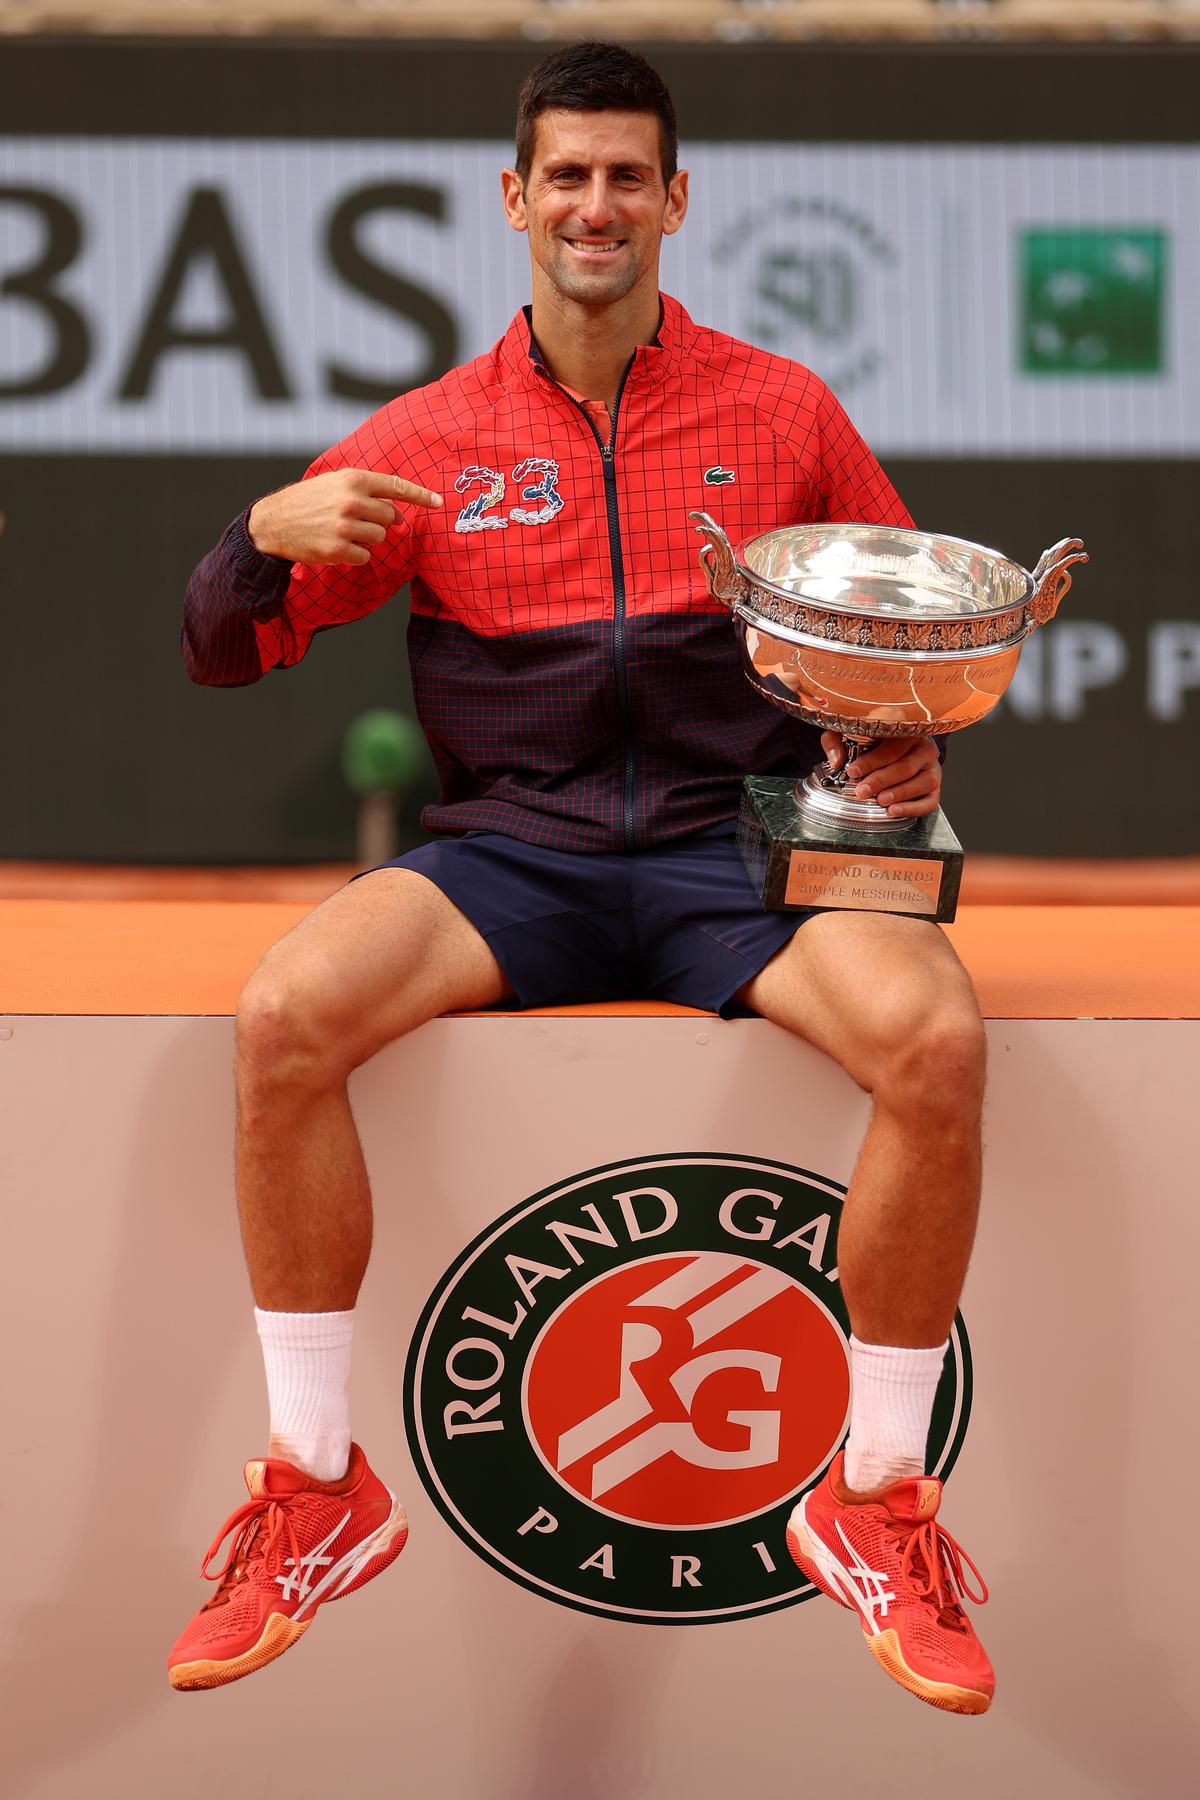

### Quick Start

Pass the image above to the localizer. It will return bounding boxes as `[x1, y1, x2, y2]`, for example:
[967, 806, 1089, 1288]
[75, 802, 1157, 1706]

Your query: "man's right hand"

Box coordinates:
[248, 469, 443, 567]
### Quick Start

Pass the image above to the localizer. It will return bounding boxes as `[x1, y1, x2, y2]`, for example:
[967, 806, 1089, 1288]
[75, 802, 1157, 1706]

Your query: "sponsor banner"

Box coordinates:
[405, 1153, 969, 1624]
[1, 138, 1197, 456]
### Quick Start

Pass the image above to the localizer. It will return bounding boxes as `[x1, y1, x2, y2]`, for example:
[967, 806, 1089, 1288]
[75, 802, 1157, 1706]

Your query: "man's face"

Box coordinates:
[502, 109, 688, 307]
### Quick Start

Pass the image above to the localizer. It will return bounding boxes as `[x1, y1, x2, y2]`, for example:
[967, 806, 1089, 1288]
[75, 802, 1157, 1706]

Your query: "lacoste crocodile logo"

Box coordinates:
[704, 466, 736, 486]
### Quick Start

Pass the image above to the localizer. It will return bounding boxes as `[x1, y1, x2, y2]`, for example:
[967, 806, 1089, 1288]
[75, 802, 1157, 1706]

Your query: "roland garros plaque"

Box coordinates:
[690, 513, 1087, 923]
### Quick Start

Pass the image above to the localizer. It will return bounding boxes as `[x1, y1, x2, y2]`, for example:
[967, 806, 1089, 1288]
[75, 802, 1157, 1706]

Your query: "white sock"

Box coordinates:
[254, 1307, 354, 1483]
[842, 1335, 948, 1495]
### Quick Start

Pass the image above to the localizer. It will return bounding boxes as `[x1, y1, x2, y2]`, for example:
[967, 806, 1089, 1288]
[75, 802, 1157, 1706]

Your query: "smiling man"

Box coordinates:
[172, 42, 992, 1715]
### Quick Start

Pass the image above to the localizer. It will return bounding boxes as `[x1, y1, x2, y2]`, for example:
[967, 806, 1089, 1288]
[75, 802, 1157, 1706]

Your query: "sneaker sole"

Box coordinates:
[869, 1629, 992, 1715]
[169, 1499, 409, 1691]
[786, 1509, 992, 1717]
[168, 1611, 311, 1691]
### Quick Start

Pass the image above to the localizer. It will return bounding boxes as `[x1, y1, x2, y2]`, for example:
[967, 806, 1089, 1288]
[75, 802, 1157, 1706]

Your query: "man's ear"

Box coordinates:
[501, 168, 528, 234]
[663, 169, 689, 239]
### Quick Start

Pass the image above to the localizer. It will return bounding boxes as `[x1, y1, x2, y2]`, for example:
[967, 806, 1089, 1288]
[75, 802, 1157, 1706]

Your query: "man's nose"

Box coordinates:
[577, 177, 617, 227]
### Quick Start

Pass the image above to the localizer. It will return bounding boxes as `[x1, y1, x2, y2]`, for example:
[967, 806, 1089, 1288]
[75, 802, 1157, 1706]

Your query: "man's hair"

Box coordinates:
[514, 41, 678, 187]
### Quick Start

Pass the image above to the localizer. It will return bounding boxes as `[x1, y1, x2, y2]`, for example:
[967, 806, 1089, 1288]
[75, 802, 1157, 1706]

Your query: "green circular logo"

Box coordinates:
[404, 1154, 971, 1625]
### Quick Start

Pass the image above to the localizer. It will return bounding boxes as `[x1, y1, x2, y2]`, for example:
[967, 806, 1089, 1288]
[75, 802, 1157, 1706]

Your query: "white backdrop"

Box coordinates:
[2, 1010, 1197, 1798]
[1, 138, 1194, 455]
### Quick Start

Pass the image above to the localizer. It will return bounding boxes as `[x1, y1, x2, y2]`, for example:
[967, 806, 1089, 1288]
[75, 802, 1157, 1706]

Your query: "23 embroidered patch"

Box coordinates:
[454, 458, 564, 533]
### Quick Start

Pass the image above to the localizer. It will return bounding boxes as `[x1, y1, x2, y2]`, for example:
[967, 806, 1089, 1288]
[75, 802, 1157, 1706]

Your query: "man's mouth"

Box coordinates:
[563, 238, 626, 258]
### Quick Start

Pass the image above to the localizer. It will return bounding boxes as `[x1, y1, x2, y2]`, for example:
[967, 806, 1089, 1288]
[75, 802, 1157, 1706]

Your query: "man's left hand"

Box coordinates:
[819, 731, 942, 820]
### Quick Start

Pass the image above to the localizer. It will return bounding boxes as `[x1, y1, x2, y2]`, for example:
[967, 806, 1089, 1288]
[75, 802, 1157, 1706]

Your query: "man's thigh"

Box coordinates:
[736, 912, 982, 1089]
[244, 868, 513, 1069]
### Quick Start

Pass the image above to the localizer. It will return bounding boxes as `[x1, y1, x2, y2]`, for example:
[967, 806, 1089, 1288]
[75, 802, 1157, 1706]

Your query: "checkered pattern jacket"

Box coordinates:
[182, 294, 912, 851]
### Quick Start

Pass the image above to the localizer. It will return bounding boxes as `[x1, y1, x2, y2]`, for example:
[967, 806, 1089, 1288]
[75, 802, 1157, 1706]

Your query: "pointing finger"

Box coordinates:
[365, 472, 443, 508]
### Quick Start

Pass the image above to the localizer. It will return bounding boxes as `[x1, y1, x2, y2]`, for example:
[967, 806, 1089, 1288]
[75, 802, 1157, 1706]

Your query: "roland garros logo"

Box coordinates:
[404, 1155, 971, 1625]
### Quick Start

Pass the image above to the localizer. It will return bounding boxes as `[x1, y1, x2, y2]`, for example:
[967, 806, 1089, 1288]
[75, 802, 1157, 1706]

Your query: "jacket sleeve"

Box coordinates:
[813, 384, 914, 530]
[181, 404, 427, 688]
[810, 385, 948, 763]
[181, 507, 292, 688]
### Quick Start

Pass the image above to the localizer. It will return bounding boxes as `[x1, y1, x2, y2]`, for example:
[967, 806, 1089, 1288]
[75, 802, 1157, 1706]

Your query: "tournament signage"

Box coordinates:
[0, 138, 1194, 455]
[405, 1154, 971, 1624]
[1019, 227, 1167, 377]
[711, 194, 899, 400]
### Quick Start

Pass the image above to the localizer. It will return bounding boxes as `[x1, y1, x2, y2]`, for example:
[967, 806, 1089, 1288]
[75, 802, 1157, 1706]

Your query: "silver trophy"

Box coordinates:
[690, 512, 1087, 921]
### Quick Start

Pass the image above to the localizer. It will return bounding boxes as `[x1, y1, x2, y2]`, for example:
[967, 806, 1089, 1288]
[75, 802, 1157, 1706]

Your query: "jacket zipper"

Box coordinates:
[539, 354, 638, 849]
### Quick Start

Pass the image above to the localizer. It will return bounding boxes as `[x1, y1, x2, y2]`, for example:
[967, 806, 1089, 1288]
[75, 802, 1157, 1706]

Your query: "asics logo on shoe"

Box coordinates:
[831, 1519, 896, 1626]
[274, 1511, 352, 1603]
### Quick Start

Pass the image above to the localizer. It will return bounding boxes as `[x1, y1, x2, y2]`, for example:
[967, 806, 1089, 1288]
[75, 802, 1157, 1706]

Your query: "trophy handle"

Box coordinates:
[689, 510, 750, 610]
[1028, 537, 1088, 628]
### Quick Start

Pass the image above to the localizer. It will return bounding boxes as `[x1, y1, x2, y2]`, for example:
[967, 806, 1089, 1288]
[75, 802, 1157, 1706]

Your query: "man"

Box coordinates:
[170, 41, 991, 1714]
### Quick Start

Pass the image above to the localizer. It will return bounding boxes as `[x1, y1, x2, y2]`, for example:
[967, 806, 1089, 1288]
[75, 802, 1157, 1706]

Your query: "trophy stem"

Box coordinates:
[794, 738, 915, 834]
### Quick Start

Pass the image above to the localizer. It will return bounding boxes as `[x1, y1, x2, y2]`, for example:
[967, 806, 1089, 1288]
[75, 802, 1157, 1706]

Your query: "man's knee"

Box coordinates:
[871, 986, 987, 1119]
[236, 959, 365, 1092]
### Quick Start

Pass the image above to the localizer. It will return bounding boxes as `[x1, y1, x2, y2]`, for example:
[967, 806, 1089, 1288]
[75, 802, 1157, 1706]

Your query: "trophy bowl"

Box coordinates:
[690, 511, 1087, 832]
[689, 511, 1087, 920]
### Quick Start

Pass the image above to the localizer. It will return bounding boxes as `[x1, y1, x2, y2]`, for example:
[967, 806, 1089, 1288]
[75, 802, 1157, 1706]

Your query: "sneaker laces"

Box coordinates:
[894, 1517, 989, 1624]
[198, 1495, 311, 1608]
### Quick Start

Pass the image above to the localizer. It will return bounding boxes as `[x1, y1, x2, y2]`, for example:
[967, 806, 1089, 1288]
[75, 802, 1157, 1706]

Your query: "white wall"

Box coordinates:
[2, 1013, 1196, 1797]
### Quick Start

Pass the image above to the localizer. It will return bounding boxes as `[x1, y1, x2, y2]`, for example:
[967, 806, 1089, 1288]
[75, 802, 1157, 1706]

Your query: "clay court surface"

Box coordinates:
[4, 856, 1198, 907]
[4, 876, 1196, 1021]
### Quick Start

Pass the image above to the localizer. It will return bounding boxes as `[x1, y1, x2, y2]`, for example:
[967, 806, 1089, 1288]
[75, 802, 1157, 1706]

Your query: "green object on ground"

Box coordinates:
[343, 709, 424, 795]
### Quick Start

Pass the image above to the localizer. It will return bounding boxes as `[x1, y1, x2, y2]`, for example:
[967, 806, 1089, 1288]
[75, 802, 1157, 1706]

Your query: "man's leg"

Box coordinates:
[738, 910, 984, 1374]
[739, 912, 993, 1713]
[235, 867, 511, 1316]
[169, 870, 513, 1691]
[233, 868, 512, 1471]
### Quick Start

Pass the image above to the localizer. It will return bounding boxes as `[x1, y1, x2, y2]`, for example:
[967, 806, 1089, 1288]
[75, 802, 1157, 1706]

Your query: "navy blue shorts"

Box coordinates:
[369, 823, 816, 1016]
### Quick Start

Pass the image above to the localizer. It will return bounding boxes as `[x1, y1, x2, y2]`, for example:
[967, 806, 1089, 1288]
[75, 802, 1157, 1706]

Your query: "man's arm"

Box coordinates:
[181, 508, 291, 688]
[810, 384, 944, 818]
[813, 383, 913, 532]
[181, 466, 443, 689]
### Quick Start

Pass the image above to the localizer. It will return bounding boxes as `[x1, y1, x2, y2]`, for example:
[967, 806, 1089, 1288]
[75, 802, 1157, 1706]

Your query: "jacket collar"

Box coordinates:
[500, 292, 694, 391]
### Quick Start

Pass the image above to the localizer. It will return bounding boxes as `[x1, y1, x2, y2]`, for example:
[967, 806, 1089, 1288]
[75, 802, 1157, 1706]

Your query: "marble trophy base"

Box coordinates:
[737, 775, 964, 924]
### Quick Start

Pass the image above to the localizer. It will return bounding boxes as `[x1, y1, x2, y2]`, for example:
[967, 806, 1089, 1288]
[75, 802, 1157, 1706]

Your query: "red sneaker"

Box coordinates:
[168, 1442, 407, 1691]
[786, 1452, 992, 1714]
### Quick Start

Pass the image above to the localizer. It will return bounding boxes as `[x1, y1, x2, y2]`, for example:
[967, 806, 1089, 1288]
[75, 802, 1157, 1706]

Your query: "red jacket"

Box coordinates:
[182, 294, 912, 851]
